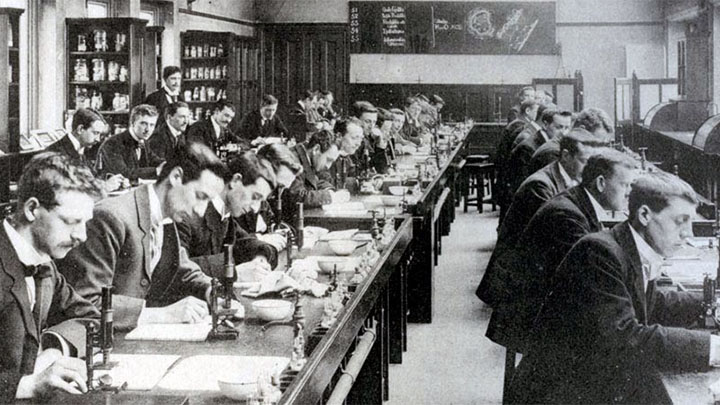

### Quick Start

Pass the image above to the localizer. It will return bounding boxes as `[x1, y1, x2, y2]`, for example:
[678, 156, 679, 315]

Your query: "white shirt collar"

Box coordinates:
[211, 197, 230, 220]
[583, 188, 605, 222]
[628, 223, 665, 288]
[558, 162, 577, 188]
[166, 123, 183, 138]
[3, 219, 51, 266]
[163, 84, 179, 97]
[66, 132, 83, 154]
[529, 120, 542, 132]
[210, 116, 222, 139]
[538, 128, 549, 143]
[148, 185, 171, 226]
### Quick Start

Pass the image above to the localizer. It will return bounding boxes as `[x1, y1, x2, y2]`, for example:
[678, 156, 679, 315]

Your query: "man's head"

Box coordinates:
[431, 94, 445, 111]
[256, 143, 302, 189]
[320, 90, 334, 107]
[558, 128, 607, 182]
[376, 108, 395, 134]
[224, 152, 277, 217]
[15, 152, 104, 258]
[580, 149, 638, 211]
[350, 101, 378, 136]
[259, 94, 279, 120]
[520, 99, 540, 122]
[628, 172, 698, 256]
[71, 108, 106, 148]
[573, 107, 614, 141]
[301, 90, 317, 107]
[165, 102, 191, 133]
[518, 86, 536, 103]
[404, 97, 421, 119]
[157, 142, 229, 222]
[306, 130, 340, 172]
[129, 104, 159, 141]
[335, 117, 364, 156]
[540, 108, 573, 139]
[211, 100, 236, 129]
[163, 66, 182, 94]
[390, 108, 405, 131]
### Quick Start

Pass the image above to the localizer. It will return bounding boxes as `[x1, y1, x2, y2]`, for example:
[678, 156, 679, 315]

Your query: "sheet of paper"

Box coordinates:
[92, 354, 180, 391]
[322, 202, 366, 212]
[125, 320, 212, 342]
[157, 355, 290, 391]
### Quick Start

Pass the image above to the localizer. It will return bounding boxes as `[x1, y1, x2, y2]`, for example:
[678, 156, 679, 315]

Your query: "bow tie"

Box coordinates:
[25, 262, 54, 279]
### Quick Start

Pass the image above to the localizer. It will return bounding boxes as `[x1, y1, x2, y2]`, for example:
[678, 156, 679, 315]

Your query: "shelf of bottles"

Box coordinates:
[66, 18, 147, 134]
[181, 31, 236, 121]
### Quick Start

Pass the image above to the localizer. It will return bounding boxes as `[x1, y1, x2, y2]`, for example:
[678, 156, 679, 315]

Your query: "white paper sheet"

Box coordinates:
[92, 354, 180, 391]
[125, 321, 212, 342]
[157, 355, 290, 391]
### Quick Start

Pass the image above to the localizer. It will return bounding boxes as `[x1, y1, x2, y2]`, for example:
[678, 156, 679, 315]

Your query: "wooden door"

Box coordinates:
[235, 36, 260, 118]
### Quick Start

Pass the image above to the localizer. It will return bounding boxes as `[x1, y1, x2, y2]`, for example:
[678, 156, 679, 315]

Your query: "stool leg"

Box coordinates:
[502, 349, 517, 404]
[478, 172, 484, 214]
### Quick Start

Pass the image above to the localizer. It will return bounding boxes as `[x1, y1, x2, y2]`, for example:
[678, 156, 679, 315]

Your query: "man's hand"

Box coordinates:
[257, 232, 288, 251]
[236, 257, 272, 282]
[139, 296, 209, 324]
[16, 356, 88, 398]
[251, 137, 267, 147]
[104, 174, 127, 192]
[331, 189, 351, 204]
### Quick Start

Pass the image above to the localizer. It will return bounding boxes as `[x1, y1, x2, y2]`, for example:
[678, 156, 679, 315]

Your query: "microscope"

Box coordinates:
[85, 285, 121, 391]
[208, 244, 240, 340]
[702, 274, 719, 329]
[262, 293, 307, 371]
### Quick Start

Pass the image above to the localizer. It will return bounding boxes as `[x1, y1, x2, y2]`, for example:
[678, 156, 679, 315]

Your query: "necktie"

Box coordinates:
[27, 262, 53, 331]
[137, 140, 148, 166]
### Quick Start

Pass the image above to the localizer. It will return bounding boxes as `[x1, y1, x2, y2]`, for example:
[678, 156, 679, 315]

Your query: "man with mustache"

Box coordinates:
[147, 101, 191, 162]
[0, 153, 102, 401]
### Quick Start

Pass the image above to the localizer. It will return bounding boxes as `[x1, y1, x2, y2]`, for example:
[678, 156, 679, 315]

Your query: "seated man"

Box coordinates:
[509, 172, 712, 404]
[2, 153, 102, 401]
[95, 104, 164, 181]
[506, 86, 535, 123]
[235, 94, 289, 143]
[486, 150, 638, 354]
[60, 143, 231, 330]
[176, 151, 282, 276]
[477, 129, 604, 307]
[186, 100, 244, 155]
[147, 101, 190, 162]
[506, 108, 572, 193]
[388, 108, 417, 153]
[530, 107, 614, 173]
[400, 97, 427, 146]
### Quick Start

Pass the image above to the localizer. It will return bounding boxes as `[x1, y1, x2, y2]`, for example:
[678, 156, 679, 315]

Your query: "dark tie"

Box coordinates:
[25, 262, 54, 278]
[26, 262, 53, 331]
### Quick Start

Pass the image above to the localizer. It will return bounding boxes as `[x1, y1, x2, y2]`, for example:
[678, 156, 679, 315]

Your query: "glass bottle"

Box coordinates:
[112, 93, 121, 111]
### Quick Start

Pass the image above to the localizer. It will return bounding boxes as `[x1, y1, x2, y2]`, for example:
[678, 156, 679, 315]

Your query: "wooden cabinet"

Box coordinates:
[66, 18, 147, 134]
[234, 36, 260, 118]
[0, 8, 23, 153]
[180, 31, 237, 121]
[143, 26, 164, 99]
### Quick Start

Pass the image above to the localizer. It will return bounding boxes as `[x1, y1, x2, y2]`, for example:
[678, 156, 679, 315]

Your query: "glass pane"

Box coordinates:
[87, 2, 108, 18]
[639, 85, 661, 120]
[661, 84, 679, 102]
[556, 85, 574, 111]
[139, 11, 155, 24]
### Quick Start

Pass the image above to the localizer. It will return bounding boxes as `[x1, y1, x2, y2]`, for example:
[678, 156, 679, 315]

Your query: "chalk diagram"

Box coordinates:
[466, 7, 539, 52]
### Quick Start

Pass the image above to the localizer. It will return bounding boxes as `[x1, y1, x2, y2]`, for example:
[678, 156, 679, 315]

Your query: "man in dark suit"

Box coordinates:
[186, 100, 245, 155]
[288, 90, 325, 143]
[530, 107, 615, 173]
[147, 101, 190, 162]
[144, 66, 183, 128]
[477, 129, 603, 307]
[506, 108, 572, 193]
[177, 152, 281, 277]
[235, 94, 289, 143]
[506, 86, 535, 123]
[508, 172, 714, 404]
[95, 104, 164, 181]
[1, 153, 102, 401]
[60, 143, 233, 330]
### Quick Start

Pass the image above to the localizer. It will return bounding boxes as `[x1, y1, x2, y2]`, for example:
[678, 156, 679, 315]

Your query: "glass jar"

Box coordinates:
[74, 59, 89, 82]
[77, 35, 87, 52]
[112, 93, 121, 111]
[119, 65, 128, 82]
[92, 59, 106, 82]
[107, 61, 119, 81]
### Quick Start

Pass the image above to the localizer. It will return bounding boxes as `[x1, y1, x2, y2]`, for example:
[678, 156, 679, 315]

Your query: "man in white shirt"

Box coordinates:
[0, 152, 103, 401]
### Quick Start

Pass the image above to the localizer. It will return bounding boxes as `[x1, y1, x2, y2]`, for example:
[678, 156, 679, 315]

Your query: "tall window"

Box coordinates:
[677, 40, 686, 97]
[87, 0, 110, 18]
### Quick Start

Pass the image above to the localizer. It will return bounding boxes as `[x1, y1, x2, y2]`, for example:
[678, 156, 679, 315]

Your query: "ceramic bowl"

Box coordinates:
[328, 240, 357, 256]
[217, 380, 256, 401]
[252, 299, 292, 321]
[317, 258, 348, 273]
[388, 186, 409, 196]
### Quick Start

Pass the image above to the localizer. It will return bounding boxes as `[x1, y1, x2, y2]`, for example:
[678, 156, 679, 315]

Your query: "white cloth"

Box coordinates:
[163, 84, 179, 104]
[211, 197, 230, 221]
[148, 186, 166, 276]
[558, 162, 578, 188]
[167, 122, 183, 141]
[66, 132, 84, 155]
[584, 188, 605, 225]
[3, 220, 51, 311]
[628, 224, 664, 291]
[129, 128, 144, 160]
[211, 116, 222, 140]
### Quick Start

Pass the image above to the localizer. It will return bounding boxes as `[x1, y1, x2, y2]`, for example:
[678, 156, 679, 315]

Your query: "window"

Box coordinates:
[87, 0, 109, 18]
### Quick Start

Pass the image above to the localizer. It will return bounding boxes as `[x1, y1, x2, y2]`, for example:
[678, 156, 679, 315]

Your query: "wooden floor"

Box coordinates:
[387, 205, 504, 404]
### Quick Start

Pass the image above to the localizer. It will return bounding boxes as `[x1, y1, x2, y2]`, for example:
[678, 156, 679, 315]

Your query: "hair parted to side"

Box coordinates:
[17, 152, 105, 209]
[334, 117, 363, 136]
[162, 66, 182, 80]
[227, 151, 277, 188]
[164, 101, 189, 118]
[257, 143, 302, 175]
[628, 171, 698, 221]
[573, 107, 614, 135]
[560, 128, 612, 156]
[261, 94, 279, 106]
[130, 104, 159, 125]
[306, 130, 337, 153]
[539, 108, 572, 126]
[579, 148, 638, 188]
[350, 101, 377, 118]
[157, 142, 229, 184]
[72, 108, 106, 132]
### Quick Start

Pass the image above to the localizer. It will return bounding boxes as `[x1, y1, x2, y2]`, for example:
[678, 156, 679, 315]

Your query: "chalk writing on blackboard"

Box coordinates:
[350, 6, 360, 43]
[382, 5, 407, 47]
[466, 6, 539, 52]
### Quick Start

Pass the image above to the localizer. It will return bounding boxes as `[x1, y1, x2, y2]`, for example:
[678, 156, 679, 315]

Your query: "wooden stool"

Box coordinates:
[503, 349, 518, 404]
[463, 161, 496, 213]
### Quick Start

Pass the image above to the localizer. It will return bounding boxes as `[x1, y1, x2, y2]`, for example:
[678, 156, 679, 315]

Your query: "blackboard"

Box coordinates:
[349, 1, 557, 55]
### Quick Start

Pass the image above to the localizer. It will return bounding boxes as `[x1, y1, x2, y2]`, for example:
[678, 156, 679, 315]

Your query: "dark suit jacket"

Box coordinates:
[147, 122, 185, 162]
[94, 130, 163, 180]
[0, 226, 99, 402]
[47, 135, 83, 162]
[507, 128, 550, 193]
[144, 88, 183, 128]
[186, 118, 244, 155]
[506, 104, 521, 123]
[485, 186, 603, 350]
[58, 185, 211, 330]
[530, 136, 561, 174]
[235, 109, 289, 141]
[283, 143, 334, 221]
[477, 161, 569, 306]
[495, 117, 531, 216]
[176, 202, 278, 276]
[508, 222, 708, 404]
